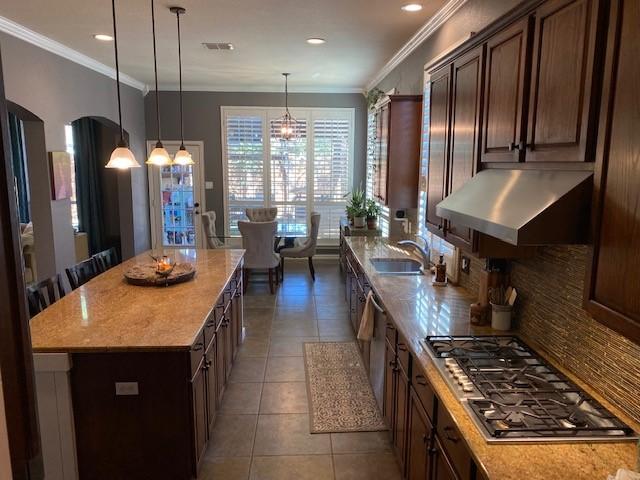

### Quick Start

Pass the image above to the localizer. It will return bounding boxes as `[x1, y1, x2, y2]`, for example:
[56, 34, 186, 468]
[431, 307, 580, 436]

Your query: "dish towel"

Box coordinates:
[357, 291, 376, 341]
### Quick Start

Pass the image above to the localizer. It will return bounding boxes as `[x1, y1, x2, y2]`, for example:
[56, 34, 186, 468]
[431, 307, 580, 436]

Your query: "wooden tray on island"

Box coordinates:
[124, 262, 196, 286]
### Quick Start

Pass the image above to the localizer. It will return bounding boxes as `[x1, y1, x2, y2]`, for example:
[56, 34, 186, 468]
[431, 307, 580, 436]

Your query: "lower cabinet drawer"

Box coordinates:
[411, 367, 435, 421]
[436, 404, 472, 480]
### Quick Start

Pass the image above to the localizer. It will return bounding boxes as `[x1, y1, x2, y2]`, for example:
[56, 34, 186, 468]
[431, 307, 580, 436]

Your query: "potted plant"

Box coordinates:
[366, 199, 381, 230]
[345, 187, 366, 227]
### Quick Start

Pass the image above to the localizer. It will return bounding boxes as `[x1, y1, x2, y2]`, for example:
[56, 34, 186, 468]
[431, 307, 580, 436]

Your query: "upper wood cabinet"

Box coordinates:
[585, 0, 640, 344]
[480, 0, 604, 163]
[447, 46, 485, 248]
[371, 95, 422, 208]
[526, 0, 604, 162]
[426, 66, 451, 232]
[482, 18, 531, 163]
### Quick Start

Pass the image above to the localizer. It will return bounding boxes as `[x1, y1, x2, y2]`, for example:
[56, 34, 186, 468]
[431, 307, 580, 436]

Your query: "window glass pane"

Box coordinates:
[270, 120, 307, 203]
[275, 204, 307, 235]
[313, 118, 350, 201]
[226, 115, 264, 202]
[314, 204, 345, 240]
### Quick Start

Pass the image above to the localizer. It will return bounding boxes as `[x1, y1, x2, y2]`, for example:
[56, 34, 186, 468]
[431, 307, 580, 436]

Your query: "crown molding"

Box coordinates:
[365, 0, 467, 92]
[0, 15, 146, 91]
[149, 84, 364, 94]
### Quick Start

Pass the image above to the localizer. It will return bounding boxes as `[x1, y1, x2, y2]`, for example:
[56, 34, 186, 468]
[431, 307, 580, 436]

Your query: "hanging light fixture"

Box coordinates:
[106, 0, 140, 169]
[170, 6, 194, 166]
[146, 0, 171, 166]
[279, 73, 298, 141]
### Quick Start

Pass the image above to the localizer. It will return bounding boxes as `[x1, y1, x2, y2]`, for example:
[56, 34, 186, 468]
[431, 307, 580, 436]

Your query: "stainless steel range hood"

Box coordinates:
[435, 169, 593, 246]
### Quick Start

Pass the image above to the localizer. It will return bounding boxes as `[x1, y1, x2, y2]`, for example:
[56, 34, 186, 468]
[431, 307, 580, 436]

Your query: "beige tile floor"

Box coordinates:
[200, 258, 402, 480]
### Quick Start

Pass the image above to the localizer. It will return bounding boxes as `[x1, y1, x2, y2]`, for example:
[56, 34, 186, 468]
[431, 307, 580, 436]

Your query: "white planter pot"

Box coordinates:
[353, 216, 366, 228]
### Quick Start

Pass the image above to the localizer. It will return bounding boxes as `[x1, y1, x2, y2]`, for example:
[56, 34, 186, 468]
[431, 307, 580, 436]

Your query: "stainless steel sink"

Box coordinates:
[370, 258, 424, 275]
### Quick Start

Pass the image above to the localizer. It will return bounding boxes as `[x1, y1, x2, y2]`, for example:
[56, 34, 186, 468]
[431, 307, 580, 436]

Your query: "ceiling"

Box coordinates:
[0, 0, 447, 92]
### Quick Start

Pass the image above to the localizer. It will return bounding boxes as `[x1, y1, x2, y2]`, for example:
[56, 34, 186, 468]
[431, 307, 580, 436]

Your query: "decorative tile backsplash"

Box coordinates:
[458, 246, 640, 424]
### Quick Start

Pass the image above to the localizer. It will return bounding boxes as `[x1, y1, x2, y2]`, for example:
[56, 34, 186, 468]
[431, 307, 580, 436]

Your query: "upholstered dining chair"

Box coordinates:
[238, 220, 280, 294]
[279, 212, 321, 281]
[26, 274, 66, 318]
[245, 207, 277, 222]
[201, 211, 223, 248]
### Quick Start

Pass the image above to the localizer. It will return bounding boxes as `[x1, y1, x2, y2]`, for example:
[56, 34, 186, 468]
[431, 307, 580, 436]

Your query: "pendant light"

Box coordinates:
[170, 6, 194, 166]
[279, 73, 298, 141]
[106, 0, 140, 169]
[146, 0, 171, 166]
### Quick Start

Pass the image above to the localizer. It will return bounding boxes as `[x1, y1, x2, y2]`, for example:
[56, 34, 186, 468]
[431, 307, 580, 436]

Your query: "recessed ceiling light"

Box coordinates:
[306, 38, 326, 45]
[94, 34, 113, 41]
[401, 3, 423, 12]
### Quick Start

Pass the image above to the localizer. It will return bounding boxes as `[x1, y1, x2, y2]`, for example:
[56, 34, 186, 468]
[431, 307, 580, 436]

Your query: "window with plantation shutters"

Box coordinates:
[224, 112, 266, 235]
[222, 107, 354, 243]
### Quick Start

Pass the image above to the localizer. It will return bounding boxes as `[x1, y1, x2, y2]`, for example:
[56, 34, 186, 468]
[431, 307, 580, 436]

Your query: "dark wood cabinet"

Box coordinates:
[190, 358, 208, 469]
[407, 387, 432, 480]
[383, 340, 396, 433]
[205, 336, 217, 433]
[585, 0, 640, 344]
[371, 95, 423, 208]
[426, 66, 451, 232]
[526, 0, 603, 162]
[432, 436, 459, 480]
[447, 46, 484, 247]
[394, 364, 409, 474]
[481, 17, 530, 163]
[215, 316, 227, 404]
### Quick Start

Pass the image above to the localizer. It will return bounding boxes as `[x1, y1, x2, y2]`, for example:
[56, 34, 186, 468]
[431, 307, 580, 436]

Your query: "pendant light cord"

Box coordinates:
[151, 0, 162, 145]
[176, 9, 185, 148]
[112, 0, 125, 145]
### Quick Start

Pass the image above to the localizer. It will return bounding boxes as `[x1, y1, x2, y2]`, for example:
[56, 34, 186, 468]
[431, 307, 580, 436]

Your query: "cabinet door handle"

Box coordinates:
[508, 141, 526, 151]
[192, 342, 203, 352]
[206, 320, 215, 327]
[443, 426, 460, 443]
[385, 324, 395, 331]
[397, 344, 407, 352]
[415, 375, 428, 386]
[388, 360, 397, 368]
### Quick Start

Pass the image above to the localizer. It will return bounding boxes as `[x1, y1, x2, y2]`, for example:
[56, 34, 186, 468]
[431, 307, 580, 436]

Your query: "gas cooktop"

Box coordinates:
[422, 335, 637, 443]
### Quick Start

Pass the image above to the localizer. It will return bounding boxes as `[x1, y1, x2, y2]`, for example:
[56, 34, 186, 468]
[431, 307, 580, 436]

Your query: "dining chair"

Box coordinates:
[245, 207, 277, 222]
[26, 274, 66, 318]
[66, 258, 99, 290]
[202, 211, 223, 248]
[279, 212, 321, 281]
[238, 220, 280, 294]
[92, 247, 119, 273]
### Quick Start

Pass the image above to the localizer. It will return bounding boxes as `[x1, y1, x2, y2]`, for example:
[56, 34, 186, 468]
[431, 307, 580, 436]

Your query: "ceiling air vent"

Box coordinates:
[202, 42, 234, 50]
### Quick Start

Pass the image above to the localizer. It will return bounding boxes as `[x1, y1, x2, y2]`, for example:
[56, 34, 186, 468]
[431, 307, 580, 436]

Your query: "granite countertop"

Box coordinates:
[345, 236, 639, 480]
[30, 249, 244, 353]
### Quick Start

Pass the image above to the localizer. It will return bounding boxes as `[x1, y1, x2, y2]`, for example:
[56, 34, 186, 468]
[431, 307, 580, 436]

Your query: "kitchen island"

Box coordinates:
[29, 249, 245, 480]
[344, 236, 639, 480]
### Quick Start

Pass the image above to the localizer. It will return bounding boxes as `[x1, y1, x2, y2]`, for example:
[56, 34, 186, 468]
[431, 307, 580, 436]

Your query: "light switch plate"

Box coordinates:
[205, 181, 214, 190]
[115, 382, 139, 396]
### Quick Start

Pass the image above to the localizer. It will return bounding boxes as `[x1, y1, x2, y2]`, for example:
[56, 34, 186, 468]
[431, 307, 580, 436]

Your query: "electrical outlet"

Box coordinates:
[205, 181, 214, 190]
[461, 256, 471, 274]
[115, 382, 139, 396]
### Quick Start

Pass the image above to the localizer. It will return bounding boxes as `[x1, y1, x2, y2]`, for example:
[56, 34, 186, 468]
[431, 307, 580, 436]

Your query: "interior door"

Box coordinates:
[147, 141, 205, 249]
